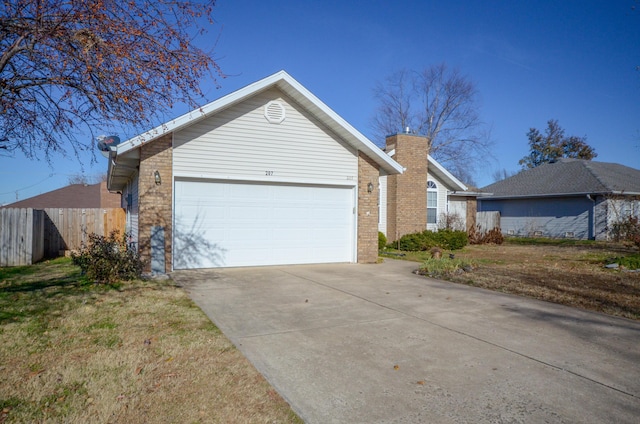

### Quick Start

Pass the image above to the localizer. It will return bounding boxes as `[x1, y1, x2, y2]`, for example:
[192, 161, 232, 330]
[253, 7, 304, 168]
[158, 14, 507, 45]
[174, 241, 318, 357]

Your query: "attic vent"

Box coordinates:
[264, 101, 286, 124]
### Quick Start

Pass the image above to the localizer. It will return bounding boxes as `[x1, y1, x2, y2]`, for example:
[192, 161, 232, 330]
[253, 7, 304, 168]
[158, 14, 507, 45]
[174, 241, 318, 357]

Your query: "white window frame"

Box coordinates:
[427, 180, 438, 225]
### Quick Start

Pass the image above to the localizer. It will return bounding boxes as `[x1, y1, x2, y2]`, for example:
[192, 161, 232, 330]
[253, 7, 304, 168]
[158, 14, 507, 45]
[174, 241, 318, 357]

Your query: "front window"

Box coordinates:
[427, 181, 437, 224]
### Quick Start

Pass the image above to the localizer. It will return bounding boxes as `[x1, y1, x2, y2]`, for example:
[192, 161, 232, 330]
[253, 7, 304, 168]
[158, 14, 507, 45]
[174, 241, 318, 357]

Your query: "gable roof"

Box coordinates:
[480, 159, 640, 198]
[427, 154, 468, 192]
[1, 182, 120, 209]
[109, 71, 403, 190]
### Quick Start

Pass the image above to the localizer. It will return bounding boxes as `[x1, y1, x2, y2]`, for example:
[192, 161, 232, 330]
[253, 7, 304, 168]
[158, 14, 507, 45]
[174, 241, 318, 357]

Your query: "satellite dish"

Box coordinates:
[97, 135, 121, 158]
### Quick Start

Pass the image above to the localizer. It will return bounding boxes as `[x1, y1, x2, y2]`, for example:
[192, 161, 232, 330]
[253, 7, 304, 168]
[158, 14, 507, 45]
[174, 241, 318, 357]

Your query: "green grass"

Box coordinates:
[607, 253, 640, 270]
[416, 257, 477, 277]
[0, 258, 120, 326]
[504, 237, 598, 246]
[380, 249, 432, 262]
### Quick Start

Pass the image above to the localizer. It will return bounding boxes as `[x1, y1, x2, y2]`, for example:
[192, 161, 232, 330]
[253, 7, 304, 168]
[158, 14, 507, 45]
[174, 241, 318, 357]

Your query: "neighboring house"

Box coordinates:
[378, 133, 478, 241]
[107, 71, 403, 272]
[1, 182, 120, 209]
[478, 158, 640, 240]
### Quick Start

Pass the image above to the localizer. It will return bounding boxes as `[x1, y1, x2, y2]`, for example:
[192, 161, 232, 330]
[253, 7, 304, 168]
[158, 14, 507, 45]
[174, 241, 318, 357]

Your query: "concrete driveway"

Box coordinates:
[172, 259, 640, 424]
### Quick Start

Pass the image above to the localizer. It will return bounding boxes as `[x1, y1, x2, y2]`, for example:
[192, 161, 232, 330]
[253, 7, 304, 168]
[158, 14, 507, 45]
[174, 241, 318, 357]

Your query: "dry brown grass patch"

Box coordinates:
[447, 243, 640, 320]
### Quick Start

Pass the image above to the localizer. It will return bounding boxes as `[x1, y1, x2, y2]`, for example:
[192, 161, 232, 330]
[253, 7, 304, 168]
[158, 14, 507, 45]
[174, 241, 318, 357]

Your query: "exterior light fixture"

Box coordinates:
[154, 170, 161, 185]
[367, 182, 374, 193]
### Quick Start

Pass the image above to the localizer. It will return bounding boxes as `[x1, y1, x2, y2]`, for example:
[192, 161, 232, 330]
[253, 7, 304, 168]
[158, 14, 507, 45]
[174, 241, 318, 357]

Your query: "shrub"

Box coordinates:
[468, 226, 504, 245]
[396, 229, 468, 251]
[611, 216, 640, 251]
[434, 229, 469, 250]
[378, 231, 387, 250]
[71, 231, 143, 284]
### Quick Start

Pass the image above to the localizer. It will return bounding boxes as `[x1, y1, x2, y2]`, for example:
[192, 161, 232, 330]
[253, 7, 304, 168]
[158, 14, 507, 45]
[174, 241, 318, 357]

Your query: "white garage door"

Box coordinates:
[174, 180, 355, 269]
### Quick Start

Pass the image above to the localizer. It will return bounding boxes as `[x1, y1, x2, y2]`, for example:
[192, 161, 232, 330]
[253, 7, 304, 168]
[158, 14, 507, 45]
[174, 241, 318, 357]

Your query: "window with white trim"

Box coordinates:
[427, 180, 437, 224]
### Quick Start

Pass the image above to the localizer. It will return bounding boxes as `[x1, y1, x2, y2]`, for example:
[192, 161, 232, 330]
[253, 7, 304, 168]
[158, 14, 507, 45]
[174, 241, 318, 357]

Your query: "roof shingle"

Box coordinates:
[480, 159, 640, 197]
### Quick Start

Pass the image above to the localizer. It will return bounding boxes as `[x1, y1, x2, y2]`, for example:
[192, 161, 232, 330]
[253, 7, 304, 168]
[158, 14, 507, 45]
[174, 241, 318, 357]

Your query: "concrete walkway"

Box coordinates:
[172, 259, 640, 424]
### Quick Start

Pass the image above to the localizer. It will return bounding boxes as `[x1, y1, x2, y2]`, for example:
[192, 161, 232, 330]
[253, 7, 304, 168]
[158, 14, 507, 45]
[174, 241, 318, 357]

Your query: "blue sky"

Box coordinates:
[1, 0, 639, 204]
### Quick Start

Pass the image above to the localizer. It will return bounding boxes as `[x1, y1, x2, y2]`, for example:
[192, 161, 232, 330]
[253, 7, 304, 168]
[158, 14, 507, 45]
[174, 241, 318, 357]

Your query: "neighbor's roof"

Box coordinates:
[480, 158, 640, 198]
[109, 70, 403, 190]
[0, 182, 120, 209]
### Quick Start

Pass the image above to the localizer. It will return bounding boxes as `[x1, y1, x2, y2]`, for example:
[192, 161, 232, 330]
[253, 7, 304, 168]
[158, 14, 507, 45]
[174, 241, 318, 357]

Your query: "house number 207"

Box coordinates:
[265, 171, 274, 176]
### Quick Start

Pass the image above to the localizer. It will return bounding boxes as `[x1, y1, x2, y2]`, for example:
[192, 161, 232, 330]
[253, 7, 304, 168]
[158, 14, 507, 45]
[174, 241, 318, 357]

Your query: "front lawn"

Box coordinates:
[0, 258, 301, 423]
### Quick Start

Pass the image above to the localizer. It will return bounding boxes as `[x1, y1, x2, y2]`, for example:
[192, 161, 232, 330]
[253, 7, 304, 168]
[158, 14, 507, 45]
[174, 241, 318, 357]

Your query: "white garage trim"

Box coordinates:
[174, 179, 356, 269]
[173, 171, 358, 188]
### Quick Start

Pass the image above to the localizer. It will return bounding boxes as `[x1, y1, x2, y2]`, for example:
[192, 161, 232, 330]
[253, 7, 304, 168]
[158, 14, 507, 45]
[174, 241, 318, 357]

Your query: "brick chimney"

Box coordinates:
[385, 133, 429, 241]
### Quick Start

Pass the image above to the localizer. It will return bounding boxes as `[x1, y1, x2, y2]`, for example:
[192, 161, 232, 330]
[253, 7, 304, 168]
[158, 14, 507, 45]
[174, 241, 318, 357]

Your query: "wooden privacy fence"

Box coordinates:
[0, 208, 125, 266]
[0, 208, 45, 267]
[43, 208, 126, 257]
[476, 211, 501, 232]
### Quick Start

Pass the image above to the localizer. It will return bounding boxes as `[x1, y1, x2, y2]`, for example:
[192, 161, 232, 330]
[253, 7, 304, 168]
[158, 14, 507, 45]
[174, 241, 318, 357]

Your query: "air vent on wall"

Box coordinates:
[264, 101, 286, 124]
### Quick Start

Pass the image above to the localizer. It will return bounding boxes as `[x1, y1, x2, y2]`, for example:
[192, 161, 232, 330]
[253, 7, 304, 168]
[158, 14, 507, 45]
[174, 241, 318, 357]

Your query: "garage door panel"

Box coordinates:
[174, 180, 354, 268]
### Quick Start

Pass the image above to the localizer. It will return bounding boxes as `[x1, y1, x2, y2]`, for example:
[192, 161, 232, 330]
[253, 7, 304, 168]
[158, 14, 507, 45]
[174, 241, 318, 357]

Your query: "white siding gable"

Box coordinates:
[122, 171, 139, 247]
[379, 175, 387, 235]
[427, 174, 449, 231]
[173, 88, 358, 185]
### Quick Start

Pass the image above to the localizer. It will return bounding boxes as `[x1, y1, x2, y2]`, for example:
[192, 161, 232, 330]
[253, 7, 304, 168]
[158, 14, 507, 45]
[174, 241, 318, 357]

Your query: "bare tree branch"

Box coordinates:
[371, 63, 492, 185]
[0, 0, 223, 160]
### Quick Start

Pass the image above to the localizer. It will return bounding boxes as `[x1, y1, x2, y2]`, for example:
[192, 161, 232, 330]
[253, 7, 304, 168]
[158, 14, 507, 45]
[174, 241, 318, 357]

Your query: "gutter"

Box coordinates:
[449, 191, 485, 197]
[477, 191, 613, 200]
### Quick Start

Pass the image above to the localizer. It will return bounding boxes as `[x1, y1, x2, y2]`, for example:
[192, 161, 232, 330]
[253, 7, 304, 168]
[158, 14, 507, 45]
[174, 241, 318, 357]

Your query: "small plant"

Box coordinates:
[416, 257, 475, 277]
[71, 231, 142, 284]
[378, 231, 387, 250]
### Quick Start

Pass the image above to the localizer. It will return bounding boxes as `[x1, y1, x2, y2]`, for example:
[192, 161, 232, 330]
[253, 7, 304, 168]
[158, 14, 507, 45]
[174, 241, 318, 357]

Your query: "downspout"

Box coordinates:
[587, 194, 596, 240]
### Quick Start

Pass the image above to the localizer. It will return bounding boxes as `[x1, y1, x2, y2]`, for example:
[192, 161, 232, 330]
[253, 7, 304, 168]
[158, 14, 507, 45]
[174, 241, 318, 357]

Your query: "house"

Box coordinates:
[378, 133, 478, 241]
[107, 71, 404, 272]
[1, 181, 120, 209]
[478, 158, 640, 240]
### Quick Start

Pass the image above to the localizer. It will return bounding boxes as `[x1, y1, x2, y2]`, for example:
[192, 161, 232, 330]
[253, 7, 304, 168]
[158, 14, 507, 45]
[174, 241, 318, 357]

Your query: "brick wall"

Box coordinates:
[138, 134, 173, 273]
[385, 134, 429, 241]
[357, 152, 380, 263]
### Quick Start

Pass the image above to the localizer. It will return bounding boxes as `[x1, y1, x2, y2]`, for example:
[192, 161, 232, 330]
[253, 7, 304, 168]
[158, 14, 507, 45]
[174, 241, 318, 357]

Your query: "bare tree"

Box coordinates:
[67, 172, 107, 185]
[372, 64, 491, 184]
[491, 168, 516, 183]
[0, 0, 223, 160]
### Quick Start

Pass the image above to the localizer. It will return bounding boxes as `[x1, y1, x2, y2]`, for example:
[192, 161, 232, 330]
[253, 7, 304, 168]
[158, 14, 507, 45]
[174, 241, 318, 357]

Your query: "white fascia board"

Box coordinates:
[115, 71, 289, 155]
[428, 155, 468, 191]
[275, 75, 403, 175]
